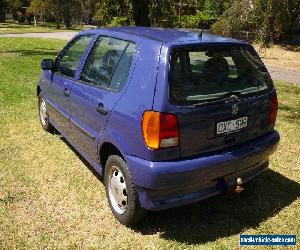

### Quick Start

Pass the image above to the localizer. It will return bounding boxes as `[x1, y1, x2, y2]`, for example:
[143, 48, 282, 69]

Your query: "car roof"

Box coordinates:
[80, 27, 249, 46]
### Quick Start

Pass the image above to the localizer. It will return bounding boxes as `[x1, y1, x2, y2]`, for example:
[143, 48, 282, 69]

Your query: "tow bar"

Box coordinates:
[235, 177, 244, 193]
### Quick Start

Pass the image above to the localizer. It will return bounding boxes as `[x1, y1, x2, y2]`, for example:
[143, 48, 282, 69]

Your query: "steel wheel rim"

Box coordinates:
[40, 99, 48, 126]
[108, 165, 128, 214]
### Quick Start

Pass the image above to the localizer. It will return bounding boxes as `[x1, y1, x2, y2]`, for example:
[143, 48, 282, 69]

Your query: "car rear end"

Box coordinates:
[127, 40, 280, 210]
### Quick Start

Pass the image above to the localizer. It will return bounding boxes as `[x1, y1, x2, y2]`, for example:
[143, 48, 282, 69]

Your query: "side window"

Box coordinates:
[80, 36, 136, 90]
[55, 35, 93, 78]
[110, 43, 136, 91]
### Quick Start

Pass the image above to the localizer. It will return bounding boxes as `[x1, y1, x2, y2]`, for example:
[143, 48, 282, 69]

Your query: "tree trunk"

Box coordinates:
[27, 15, 33, 25]
[64, 14, 71, 29]
[0, 0, 5, 23]
[55, 14, 61, 29]
[132, 0, 151, 26]
[64, 6, 71, 29]
[56, 21, 61, 29]
[0, 10, 5, 23]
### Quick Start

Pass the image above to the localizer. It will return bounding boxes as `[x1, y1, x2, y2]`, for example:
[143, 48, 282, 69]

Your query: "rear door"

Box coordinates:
[45, 35, 94, 134]
[69, 36, 137, 161]
[166, 44, 275, 158]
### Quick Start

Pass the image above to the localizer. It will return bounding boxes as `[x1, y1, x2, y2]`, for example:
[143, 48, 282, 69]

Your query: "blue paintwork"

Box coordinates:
[124, 131, 279, 210]
[38, 27, 280, 211]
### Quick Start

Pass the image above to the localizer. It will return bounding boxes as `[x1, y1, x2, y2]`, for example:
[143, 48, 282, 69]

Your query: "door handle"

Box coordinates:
[96, 103, 108, 116]
[64, 88, 70, 97]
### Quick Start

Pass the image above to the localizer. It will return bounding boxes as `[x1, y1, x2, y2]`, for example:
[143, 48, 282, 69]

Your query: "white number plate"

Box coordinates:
[216, 117, 248, 135]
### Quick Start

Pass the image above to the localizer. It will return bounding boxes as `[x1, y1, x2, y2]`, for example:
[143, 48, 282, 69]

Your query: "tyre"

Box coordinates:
[38, 93, 54, 133]
[104, 155, 146, 225]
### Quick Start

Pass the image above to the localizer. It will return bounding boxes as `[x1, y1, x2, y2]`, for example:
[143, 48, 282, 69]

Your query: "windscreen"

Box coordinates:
[169, 45, 273, 105]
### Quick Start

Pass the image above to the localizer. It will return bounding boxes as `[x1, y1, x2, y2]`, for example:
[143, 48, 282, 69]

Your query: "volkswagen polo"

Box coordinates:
[37, 27, 280, 225]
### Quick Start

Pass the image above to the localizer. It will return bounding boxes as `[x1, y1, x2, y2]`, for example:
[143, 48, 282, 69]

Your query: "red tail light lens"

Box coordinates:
[159, 113, 179, 148]
[142, 111, 179, 149]
[269, 96, 278, 124]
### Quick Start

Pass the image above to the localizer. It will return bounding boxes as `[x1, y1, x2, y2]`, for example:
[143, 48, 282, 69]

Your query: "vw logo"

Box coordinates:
[232, 104, 239, 114]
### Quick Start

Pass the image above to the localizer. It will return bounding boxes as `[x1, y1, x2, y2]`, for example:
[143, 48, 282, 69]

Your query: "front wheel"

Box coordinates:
[104, 155, 146, 225]
[38, 94, 54, 133]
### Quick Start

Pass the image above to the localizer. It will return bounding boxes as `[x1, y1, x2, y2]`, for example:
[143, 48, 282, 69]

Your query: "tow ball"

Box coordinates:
[235, 177, 244, 193]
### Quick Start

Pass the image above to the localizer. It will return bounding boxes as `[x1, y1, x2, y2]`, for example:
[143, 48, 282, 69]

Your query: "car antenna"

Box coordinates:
[197, 28, 204, 38]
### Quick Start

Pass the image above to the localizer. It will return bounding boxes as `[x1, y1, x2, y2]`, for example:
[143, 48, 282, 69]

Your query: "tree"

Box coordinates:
[203, 0, 230, 16]
[149, 0, 176, 27]
[212, 0, 300, 45]
[252, 0, 300, 43]
[95, 0, 131, 25]
[48, 0, 81, 29]
[26, 0, 44, 25]
[95, 0, 151, 26]
[78, 0, 97, 24]
[6, 0, 22, 22]
[3, 0, 29, 23]
[211, 0, 253, 35]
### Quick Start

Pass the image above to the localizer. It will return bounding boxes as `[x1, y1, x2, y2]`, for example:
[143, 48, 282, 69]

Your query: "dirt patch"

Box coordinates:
[255, 45, 300, 71]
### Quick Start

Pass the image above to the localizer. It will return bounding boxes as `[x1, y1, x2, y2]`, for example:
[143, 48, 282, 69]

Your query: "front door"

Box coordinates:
[45, 35, 94, 134]
[69, 36, 137, 161]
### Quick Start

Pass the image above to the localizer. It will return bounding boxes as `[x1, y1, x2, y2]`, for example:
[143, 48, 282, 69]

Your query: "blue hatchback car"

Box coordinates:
[37, 27, 280, 225]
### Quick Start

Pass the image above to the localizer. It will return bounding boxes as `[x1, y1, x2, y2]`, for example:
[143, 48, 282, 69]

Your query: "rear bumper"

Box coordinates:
[124, 131, 280, 210]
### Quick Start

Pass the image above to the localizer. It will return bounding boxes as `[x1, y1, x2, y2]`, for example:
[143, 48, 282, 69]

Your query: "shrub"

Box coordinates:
[179, 11, 217, 29]
[211, 0, 253, 36]
[109, 17, 131, 27]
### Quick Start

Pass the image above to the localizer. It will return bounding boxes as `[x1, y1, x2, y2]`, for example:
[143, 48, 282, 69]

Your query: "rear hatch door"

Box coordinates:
[168, 43, 275, 158]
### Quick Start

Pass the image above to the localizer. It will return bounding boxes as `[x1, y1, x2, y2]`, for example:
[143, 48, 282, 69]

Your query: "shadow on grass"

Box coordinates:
[0, 49, 58, 57]
[60, 136, 103, 183]
[59, 136, 299, 244]
[134, 170, 300, 244]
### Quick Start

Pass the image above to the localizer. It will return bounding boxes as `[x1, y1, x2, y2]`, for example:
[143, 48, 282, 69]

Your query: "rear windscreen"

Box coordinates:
[169, 45, 273, 105]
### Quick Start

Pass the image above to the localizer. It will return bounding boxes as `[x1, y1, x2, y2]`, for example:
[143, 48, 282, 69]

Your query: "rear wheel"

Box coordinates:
[38, 94, 54, 133]
[104, 155, 146, 225]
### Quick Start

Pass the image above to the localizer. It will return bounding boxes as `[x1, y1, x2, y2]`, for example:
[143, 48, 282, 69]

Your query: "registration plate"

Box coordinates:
[216, 117, 248, 135]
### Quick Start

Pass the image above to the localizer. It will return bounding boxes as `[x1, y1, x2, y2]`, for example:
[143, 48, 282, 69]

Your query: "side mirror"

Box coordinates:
[41, 59, 54, 71]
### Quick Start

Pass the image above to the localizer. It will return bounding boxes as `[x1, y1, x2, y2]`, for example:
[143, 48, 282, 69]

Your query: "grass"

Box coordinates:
[0, 38, 299, 249]
[0, 20, 92, 35]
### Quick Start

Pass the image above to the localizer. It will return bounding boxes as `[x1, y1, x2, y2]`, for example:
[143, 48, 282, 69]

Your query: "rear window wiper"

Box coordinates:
[194, 92, 241, 106]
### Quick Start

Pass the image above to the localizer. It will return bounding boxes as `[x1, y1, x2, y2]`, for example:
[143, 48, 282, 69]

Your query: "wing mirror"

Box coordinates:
[41, 59, 54, 71]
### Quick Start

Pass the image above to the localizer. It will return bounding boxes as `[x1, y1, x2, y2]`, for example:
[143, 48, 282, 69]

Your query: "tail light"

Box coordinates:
[142, 111, 179, 149]
[268, 96, 278, 124]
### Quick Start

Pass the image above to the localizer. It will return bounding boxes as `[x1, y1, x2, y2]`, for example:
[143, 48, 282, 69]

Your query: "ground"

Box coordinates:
[0, 31, 77, 40]
[255, 45, 300, 71]
[254, 45, 300, 84]
[0, 38, 299, 249]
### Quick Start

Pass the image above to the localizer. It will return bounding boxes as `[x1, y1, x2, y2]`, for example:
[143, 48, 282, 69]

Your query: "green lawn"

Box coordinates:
[0, 38, 299, 249]
[0, 20, 90, 34]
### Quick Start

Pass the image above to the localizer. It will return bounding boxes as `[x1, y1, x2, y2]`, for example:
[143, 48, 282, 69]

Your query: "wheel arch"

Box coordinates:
[99, 142, 125, 174]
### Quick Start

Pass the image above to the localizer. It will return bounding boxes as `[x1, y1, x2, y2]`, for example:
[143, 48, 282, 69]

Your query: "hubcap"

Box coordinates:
[108, 166, 128, 214]
[40, 99, 48, 126]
